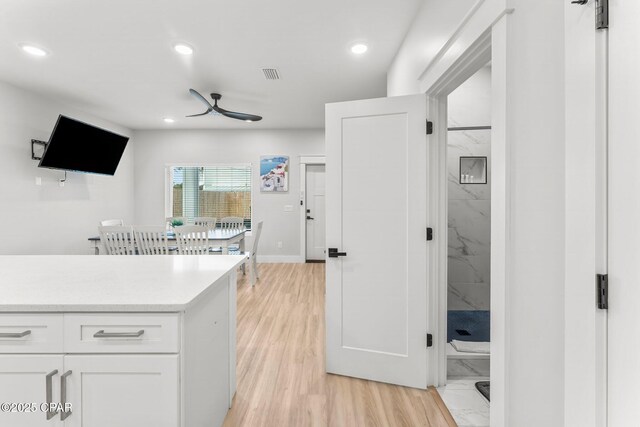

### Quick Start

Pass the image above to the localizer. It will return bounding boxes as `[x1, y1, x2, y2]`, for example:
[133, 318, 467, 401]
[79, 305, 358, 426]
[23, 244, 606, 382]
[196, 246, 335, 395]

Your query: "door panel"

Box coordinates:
[325, 94, 428, 388]
[63, 355, 178, 427]
[608, 0, 640, 424]
[306, 164, 326, 261]
[0, 355, 63, 427]
[564, 1, 608, 425]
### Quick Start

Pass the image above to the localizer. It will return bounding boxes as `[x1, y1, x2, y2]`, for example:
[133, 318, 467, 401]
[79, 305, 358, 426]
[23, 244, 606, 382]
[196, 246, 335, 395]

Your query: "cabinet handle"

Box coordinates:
[0, 330, 31, 338]
[60, 370, 72, 421]
[93, 329, 145, 338]
[45, 369, 58, 421]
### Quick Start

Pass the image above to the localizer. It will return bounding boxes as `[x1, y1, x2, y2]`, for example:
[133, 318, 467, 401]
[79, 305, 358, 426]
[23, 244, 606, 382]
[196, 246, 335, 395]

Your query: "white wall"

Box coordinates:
[0, 81, 134, 255]
[447, 67, 491, 311]
[132, 129, 324, 261]
[387, 0, 477, 96]
[502, 3, 566, 424]
[388, 0, 566, 425]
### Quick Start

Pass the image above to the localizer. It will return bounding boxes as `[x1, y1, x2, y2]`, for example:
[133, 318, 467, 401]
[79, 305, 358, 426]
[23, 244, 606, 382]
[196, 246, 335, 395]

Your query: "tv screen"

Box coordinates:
[38, 115, 129, 175]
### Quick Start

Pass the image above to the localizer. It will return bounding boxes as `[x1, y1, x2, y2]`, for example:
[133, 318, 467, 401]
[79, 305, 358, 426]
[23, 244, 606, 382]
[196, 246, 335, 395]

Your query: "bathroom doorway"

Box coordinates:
[439, 65, 492, 426]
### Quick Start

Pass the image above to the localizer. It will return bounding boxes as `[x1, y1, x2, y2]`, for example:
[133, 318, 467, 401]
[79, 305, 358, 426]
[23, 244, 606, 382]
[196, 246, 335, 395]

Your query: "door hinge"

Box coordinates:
[596, 0, 608, 30]
[426, 227, 433, 241]
[596, 274, 608, 309]
[426, 120, 433, 135]
[427, 333, 433, 348]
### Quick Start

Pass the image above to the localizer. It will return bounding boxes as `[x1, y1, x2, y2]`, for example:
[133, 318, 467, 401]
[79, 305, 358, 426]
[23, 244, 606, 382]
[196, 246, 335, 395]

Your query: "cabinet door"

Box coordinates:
[0, 355, 63, 426]
[63, 355, 178, 427]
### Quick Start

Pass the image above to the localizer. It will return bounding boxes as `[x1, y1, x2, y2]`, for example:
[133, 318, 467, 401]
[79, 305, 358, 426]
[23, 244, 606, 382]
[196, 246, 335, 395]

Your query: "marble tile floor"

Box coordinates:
[438, 377, 490, 427]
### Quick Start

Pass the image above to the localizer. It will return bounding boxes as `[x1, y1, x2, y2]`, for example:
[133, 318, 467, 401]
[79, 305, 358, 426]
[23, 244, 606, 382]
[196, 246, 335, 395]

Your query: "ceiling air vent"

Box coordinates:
[262, 68, 280, 80]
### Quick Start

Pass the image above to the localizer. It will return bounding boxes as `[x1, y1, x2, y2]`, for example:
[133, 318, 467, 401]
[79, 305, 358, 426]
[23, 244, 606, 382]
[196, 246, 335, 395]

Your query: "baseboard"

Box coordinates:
[256, 255, 305, 264]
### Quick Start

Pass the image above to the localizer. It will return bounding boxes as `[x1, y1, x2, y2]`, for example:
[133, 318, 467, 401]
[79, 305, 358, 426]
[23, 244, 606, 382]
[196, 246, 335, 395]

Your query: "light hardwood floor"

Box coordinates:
[223, 263, 457, 427]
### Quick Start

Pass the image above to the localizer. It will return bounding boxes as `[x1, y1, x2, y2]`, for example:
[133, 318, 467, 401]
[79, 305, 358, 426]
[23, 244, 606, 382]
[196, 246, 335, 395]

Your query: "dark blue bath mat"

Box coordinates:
[447, 310, 490, 342]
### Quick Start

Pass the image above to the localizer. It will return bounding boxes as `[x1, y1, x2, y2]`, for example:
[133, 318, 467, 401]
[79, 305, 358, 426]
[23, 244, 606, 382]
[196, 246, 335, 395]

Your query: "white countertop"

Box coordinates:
[0, 255, 246, 312]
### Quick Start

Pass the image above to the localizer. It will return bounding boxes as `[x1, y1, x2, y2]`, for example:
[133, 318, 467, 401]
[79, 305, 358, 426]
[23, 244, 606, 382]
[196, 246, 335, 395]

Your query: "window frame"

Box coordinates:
[164, 163, 253, 236]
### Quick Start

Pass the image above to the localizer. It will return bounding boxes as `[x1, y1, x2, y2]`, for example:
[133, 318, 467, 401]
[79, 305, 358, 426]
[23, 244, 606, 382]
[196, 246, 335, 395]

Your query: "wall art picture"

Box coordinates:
[260, 155, 289, 192]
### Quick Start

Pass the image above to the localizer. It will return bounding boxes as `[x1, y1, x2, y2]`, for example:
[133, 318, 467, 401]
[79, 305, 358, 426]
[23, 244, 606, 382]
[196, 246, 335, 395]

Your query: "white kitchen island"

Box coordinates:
[0, 255, 245, 427]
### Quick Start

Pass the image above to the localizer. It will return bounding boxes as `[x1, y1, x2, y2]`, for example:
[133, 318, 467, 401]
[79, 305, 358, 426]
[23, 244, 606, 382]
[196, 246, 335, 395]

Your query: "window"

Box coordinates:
[169, 165, 252, 229]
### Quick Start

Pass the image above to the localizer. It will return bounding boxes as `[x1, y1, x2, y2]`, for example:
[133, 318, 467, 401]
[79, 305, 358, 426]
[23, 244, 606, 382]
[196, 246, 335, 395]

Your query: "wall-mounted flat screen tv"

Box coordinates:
[38, 115, 129, 176]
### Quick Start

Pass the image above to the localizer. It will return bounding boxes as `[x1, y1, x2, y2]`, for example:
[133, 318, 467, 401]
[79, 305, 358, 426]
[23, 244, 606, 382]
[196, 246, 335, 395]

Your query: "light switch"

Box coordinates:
[35, 177, 42, 186]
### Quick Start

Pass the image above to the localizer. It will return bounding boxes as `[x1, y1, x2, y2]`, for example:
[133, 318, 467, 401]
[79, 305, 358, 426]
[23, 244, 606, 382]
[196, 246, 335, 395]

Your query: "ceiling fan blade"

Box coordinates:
[189, 89, 214, 109]
[212, 105, 262, 122]
[185, 110, 212, 117]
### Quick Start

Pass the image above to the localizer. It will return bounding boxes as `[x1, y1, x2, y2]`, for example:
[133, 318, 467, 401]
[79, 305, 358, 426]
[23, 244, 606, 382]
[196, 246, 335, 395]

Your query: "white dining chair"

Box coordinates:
[220, 217, 244, 230]
[100, 219, 124, 226]
[220, 217, 244, 254]
[174, 225, 209, 255]
[133, 226, 169, 255]
[194, 217, 217, 230]
[98, 225, 134, 255]
[246, 221, 263, 286]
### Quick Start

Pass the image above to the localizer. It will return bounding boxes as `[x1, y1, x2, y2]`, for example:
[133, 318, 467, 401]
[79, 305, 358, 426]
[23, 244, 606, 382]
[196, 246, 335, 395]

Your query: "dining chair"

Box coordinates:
[174, 225, 210, 255]
[247, 221, 263, 286]
[100, 219, 124, 226]
[220, 217, 244, 230]
[133, 226, 169, 255]
[194, 217, 217, 230]
[98, 225, 134, 255]
[220, 217, 245, 255]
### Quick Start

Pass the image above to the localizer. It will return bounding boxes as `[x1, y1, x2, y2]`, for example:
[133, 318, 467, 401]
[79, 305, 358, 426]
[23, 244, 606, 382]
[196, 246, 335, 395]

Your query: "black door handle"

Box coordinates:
[328, 248, 347, 258]
[307, 216, 315, 220]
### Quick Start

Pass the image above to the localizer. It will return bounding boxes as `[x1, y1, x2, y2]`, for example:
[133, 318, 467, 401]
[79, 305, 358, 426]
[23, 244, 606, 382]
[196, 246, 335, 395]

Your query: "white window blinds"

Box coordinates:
[171, 165, 252, 229]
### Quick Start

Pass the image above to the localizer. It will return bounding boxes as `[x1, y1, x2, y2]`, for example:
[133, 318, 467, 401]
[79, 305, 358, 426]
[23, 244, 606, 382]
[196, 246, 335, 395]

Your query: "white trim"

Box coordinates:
[300, 163, 307, 262]
[419, 1, 513, 94]
[299, 155, 326, 164]
[256, 255, 305, 264]
[419, 2, 512, 425]
[299, 156, 326, 263]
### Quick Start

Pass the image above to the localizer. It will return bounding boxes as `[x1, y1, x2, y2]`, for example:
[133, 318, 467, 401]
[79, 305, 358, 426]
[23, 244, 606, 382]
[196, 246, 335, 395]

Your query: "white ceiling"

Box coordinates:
[0, 0, 424, 130]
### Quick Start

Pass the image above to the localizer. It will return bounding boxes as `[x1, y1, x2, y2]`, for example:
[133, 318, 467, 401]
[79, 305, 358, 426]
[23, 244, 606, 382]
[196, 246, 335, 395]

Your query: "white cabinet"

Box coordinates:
[63, 355, 178, 427]
[0, 271, 236, 427]
[0, 355, 63, 427]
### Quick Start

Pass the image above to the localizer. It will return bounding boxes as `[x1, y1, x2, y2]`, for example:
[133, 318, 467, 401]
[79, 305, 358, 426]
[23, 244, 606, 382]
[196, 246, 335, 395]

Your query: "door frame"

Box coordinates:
[418, 2, 513, 425]
[299, 155, 326, 262]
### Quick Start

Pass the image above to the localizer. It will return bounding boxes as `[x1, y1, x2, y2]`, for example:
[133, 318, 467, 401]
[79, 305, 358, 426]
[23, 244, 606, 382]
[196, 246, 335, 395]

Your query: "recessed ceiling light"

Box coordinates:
[163, 117, 175, 123]
[173, 43, 194, 55]
[350, 43, 368, 55]
[20, 44, 48, 57]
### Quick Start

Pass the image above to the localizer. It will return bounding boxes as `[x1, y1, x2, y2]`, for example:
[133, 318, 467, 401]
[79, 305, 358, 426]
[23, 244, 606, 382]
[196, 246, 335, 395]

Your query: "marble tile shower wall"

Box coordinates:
[447, 129, 491, 310]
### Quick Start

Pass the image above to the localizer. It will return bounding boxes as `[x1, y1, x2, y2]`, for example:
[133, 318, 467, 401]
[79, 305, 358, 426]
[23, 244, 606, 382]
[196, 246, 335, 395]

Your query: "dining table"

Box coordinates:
[88, 228, 247, 256]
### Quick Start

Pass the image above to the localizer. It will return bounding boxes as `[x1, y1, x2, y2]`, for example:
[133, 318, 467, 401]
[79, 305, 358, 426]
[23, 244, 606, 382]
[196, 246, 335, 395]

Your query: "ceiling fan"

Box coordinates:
[187, 89, 262, 122]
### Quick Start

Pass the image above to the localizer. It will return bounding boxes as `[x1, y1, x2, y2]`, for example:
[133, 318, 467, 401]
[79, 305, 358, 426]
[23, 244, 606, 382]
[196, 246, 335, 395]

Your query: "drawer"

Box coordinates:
[64, 313, 180, 353]
[0, 314, 63, 353]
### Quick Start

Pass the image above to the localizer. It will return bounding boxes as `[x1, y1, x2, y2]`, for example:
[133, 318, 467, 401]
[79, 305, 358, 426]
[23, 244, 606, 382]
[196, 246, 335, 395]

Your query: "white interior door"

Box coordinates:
[608, 0, 640, 424]
[564, 1, 608, 425]
[325, 94, 429, 389]
[306, 164, 326, 261]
